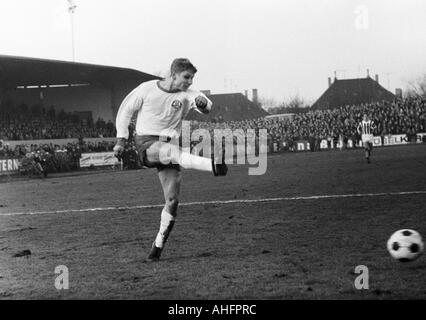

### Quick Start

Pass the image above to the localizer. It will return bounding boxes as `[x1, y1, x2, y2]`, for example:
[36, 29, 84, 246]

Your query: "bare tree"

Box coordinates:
[261, 94, 309, 114]
[286, 94, 307, 109]
[406, 74, 426, 98]
[258, 95, 279, 111]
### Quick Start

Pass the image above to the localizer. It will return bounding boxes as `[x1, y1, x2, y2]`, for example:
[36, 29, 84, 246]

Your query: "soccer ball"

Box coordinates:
[387, 229, 424, 262]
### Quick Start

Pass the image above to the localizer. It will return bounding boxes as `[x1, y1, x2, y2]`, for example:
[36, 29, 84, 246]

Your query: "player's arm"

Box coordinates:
[188, 90, 213, 114]
[356, 123, 362, 135]
[114, 87, 144, 158]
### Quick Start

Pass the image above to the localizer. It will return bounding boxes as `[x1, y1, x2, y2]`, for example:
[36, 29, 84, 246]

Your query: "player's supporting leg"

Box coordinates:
[147, 141, 227, 176]
[147, 168, 181, 262]
[368, 142, 373, 163]
[363, 142, 370, 163]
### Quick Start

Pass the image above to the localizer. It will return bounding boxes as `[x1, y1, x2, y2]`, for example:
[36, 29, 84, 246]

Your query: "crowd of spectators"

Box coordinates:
[1, 97, 425, 174]
[0, 103, 116, 140]
[190, 97, 426, 151]
[3, 97, 424, 149]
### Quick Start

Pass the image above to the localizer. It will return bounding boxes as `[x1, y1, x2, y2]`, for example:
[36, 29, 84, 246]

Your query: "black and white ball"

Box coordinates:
[387, 229, 424, 262]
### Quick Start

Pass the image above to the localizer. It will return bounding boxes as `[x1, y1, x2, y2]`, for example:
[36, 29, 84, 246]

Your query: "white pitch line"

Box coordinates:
[1, 190, 425, 217]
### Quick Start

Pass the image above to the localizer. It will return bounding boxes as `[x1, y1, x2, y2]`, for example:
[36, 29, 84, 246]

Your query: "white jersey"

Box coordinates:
[115, 80, 212, 139]
[357, 120, 376, 142]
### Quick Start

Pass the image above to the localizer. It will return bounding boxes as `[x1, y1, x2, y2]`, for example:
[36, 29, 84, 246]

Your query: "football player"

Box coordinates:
[114, 58, 228, 262]
[357, 113, 377, 163]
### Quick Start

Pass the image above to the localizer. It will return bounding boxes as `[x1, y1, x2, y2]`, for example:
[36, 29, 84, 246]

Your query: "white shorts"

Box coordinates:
[362, 134, 373, 143]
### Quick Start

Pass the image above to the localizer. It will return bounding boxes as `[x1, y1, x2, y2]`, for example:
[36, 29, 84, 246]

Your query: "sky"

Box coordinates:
[0, 0, 425, 106]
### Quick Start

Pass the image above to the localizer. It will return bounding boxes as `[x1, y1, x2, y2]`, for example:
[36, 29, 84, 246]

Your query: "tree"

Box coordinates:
[258, 96, 279, 112]
[261, 94, 310, 114]
[286, 94, 307, 109]
[406, 74, 426, 98]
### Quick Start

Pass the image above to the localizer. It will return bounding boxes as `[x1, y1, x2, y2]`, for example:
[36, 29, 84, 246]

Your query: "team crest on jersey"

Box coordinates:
[171, 100, 183, 110]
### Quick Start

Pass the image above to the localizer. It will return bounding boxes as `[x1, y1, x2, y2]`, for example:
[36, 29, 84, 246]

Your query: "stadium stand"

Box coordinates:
[191, 96, 426, 152]
[2, 97, 425, 151]
[1, 90, 425, 175]
[0, 103, 116, 141]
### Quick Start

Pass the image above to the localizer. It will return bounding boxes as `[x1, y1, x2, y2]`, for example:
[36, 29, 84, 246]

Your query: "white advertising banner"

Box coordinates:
[0, 158, 20, 175]
[416, 133, 426, 142]
[80, 152, 120, 167]
[372, 136, 383, 147]
[317, 133, 425, 150]
[383, 134, 408, 146]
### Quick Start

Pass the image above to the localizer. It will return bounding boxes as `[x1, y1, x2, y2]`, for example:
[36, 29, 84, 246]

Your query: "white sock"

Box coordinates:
[178, 152, 212, 172]
[154, 209, 176, 248]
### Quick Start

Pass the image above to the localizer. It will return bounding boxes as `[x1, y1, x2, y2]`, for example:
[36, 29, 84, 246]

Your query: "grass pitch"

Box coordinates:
[1, 145, 426, 299]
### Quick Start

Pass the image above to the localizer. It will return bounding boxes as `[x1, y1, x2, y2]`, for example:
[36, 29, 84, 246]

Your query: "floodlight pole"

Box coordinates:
[71, 14, 75, 62]
[68, 1, 77, 62]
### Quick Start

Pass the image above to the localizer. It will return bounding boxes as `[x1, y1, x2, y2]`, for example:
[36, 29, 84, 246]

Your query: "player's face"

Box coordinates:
[172, 70, 194, 91]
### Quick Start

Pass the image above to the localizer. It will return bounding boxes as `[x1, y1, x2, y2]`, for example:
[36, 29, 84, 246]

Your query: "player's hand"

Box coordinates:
[195, 96, 208, 110]
[113, 138, 126, 160]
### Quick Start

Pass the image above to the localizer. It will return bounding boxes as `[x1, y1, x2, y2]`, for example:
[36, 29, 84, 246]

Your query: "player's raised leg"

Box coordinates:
[147, 168, 181, 262]
[146, 141, 228, 176]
